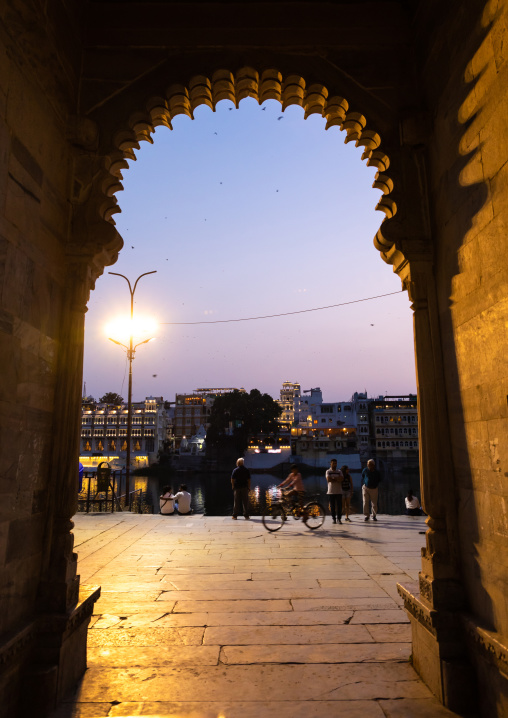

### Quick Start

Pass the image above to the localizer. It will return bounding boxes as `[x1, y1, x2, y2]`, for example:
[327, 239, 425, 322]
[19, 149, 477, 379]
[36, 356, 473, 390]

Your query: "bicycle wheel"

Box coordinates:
[303, 502, 326, 530]
[262, 506, 286, 532]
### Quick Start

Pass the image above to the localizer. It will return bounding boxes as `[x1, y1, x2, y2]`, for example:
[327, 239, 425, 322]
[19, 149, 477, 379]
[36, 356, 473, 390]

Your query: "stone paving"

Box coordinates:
[53, 512, 461, 718]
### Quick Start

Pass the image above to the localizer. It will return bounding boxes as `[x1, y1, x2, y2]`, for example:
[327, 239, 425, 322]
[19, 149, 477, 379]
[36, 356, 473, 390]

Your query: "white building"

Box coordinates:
[80, 395, 169, 470]
[351, 391, 371, 457]
[369, 394, 419, 460]
[277, 381, 302, 429]
[299, 387, 323, 425]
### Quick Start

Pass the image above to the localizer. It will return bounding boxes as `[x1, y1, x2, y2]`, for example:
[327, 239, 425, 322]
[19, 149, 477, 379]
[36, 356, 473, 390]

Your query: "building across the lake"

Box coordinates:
[173, 387, 244, 447]
[369, 394, 419, 463]
[79, 395, 169, 470]
[285, 387, 418, 470]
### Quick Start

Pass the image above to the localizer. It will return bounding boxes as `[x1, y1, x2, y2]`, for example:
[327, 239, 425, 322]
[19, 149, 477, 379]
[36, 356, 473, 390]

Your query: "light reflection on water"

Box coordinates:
[127, 471, 419, 516]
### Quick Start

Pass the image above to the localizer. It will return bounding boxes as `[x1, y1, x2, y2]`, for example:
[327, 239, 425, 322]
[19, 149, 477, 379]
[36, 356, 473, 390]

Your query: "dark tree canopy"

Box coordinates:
[99, 392, 124, 405]
[207, 389, 282, 454]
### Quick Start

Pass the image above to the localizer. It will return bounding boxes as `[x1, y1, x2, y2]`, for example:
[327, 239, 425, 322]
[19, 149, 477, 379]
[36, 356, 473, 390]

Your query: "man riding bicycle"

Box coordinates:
[278, 464, 306, 515]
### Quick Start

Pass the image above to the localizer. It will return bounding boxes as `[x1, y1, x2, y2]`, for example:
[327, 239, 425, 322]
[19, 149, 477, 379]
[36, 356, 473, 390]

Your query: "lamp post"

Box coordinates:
[108, 270, 156, 508]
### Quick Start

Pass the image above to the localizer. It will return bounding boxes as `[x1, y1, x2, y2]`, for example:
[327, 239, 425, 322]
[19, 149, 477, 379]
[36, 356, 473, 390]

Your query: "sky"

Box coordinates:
[83, 98, 417, 404]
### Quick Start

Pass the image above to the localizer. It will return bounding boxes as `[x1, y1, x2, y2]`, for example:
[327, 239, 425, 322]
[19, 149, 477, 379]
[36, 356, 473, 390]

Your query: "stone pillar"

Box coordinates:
[397, 260, 477, 713]
[22, 257, 100, 717]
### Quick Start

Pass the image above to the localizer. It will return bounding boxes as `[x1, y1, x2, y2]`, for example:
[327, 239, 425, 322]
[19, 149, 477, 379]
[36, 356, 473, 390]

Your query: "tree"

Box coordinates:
[207, 389, 282, 454]
[99, 392, 124, 405]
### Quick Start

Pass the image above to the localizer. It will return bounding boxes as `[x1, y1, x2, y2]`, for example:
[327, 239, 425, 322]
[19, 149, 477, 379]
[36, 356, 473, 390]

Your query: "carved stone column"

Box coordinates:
[396, 260, 477, 713]
[373, 129, 478, 711]
[22, 257, 102, 717]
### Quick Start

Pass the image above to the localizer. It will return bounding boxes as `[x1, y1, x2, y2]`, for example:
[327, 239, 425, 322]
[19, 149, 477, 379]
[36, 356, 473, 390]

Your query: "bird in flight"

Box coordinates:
[131, 246, 135, 249]
[261, 107, 266, 111]
[214, 132, 217, 135]
[278, 116, 283, 120]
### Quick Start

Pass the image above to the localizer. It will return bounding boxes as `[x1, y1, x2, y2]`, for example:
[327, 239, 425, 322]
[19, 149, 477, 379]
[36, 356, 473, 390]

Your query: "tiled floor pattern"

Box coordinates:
[52, 512, 461, 718]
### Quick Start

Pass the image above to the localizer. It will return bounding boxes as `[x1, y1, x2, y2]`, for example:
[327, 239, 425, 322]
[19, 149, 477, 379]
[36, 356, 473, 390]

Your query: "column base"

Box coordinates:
[19, 584, 100, 718]
[397, 581, 478, 715]
[461, 614, 508, 718]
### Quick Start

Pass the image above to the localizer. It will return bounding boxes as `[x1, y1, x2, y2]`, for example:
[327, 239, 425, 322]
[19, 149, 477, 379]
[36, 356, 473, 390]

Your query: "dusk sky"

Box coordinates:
[83, 98, 417, 404]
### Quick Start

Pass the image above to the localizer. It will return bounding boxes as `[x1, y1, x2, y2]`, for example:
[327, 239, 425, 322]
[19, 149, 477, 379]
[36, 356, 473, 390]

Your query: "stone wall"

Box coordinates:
[0, 2, 100, 716]
[418, 0, 508, 712]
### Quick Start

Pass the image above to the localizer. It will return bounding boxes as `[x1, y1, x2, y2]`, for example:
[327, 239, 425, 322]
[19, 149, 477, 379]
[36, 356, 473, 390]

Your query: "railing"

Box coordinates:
[116, 489, 143, 514]
[77, 473, 152, 513]
[77, 471, 122, 513]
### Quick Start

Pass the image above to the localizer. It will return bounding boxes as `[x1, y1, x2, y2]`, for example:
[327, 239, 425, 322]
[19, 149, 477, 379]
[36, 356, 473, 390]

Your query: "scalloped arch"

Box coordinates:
[99, 67, 397, 244]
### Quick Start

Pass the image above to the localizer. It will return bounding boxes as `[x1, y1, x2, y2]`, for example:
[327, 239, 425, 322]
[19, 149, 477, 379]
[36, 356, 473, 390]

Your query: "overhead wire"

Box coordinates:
[160, 290, 404, 326]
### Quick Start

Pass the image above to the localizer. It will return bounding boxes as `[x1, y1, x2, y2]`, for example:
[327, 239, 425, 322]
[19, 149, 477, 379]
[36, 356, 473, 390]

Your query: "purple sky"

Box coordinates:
[83, 98, 416, 404]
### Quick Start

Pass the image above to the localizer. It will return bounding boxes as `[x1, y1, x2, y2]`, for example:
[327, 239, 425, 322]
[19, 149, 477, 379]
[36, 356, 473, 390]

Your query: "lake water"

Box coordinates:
[79, 468, 422, 516]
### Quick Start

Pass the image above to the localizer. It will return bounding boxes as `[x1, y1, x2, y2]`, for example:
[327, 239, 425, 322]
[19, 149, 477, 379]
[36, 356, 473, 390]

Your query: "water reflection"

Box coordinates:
[90, 470, 422, 516]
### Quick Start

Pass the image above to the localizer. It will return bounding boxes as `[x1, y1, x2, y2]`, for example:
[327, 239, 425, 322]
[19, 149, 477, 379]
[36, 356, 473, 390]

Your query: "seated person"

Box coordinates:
[174, 484, 192, 515]
[405, 489, 422, 516]
[159, 485, 175, 515]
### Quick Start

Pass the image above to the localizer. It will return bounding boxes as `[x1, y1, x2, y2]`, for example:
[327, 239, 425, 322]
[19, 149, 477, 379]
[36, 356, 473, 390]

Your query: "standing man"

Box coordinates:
[326, 459, 343, 524]
[362, 459, 382, 521]
[231, 457, 251, 520]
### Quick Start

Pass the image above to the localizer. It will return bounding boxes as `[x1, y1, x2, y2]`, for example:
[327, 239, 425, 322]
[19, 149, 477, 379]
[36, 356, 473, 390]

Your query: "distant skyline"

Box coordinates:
[83, 98, 417, 403]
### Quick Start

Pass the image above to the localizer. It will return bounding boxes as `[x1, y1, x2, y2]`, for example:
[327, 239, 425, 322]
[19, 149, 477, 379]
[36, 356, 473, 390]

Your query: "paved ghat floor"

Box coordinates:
[53, 513, 461, 718]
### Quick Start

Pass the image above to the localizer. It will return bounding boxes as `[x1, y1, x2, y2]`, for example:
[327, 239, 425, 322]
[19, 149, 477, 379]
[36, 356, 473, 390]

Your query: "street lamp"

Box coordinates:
[108, 270, 157, 508]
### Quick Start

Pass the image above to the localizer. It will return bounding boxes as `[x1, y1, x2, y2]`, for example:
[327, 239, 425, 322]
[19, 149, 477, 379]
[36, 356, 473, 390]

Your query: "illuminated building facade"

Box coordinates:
[79, 395, 168, 469]
[369, 395, 419, 461]
[277, 381, 302, 430]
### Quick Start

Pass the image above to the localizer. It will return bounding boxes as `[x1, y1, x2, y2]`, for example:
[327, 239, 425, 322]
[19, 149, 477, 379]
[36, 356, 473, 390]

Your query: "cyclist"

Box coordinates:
[278, 464, 305, 515]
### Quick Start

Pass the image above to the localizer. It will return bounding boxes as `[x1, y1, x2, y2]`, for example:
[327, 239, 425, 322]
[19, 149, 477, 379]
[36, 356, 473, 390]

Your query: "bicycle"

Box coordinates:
[262, 490, 326, 532]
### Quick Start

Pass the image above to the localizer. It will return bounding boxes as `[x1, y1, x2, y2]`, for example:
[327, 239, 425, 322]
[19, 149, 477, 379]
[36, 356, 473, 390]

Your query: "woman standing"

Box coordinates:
[340, 465, 353, 522]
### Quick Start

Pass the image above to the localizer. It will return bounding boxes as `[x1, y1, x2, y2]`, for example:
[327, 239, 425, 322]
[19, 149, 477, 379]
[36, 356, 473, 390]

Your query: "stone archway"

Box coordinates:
[2, 2, 507, 715]
[67, 63, 464, 709]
